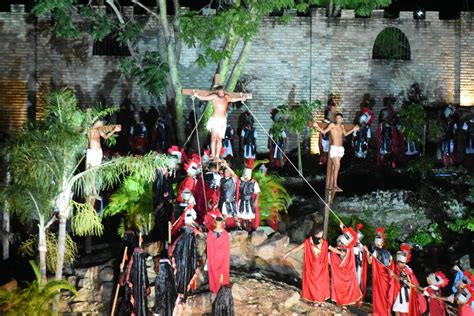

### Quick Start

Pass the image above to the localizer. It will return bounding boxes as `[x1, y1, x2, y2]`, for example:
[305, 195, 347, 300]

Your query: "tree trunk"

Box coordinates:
[158, 0, 185, 144]
[297, 132, 303, 175]
[38, 221, 47, 282]
[55, 214, 67, 280]
[2, 168, 10, 260]
[227, 41, 252, 91]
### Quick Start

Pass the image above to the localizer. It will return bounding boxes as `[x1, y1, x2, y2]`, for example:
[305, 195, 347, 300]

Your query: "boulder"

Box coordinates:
[254, 233, 289, 261]
[251, 230, 268, 247]
[230, 231, 254, 269]
[99, 266, 114, 282]
[284, 292, 300, 308]
[232, 283, 247, 301]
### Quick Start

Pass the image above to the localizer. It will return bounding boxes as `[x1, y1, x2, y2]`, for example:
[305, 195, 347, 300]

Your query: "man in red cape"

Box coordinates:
[176, 154, 201, 204]
[284, 228, 331, 305]
[389, 244, 427, 316]
[206, 217, 230, 294]
[330, 227, 363, 307]
[366, 228, 395, 316]
[424, 271, 449, 316]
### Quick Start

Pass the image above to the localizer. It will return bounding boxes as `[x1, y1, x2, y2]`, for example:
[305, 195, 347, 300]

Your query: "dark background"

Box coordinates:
[1, 0, 474, 19]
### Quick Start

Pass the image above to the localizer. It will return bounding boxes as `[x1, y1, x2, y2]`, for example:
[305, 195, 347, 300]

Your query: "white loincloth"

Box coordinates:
[86, 148, 103, 167]
[329, 145, 345, 158]
[206, 117, 227, 139]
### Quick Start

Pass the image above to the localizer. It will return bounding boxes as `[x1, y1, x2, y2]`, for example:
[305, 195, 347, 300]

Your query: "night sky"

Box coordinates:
[2, 0, 474, 19]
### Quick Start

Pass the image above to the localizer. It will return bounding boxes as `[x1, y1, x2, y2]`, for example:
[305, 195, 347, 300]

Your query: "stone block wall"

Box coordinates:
[1, 5, 473, 151]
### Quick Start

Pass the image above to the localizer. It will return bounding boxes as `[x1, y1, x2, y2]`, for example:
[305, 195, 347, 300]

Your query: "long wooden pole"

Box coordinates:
[111, 246, 128, 316]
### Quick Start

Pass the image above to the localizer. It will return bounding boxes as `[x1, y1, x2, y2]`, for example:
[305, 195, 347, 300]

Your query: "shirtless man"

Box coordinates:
[87, 120, 121, 198]
[193, 86, 247, 160]
[314, 113, 359, 192]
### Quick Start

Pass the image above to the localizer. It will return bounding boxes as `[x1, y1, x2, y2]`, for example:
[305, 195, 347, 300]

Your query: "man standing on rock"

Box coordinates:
[283, 228, 333, 306]
[314, 113, 359, 192]
[193, 86, 247, 160]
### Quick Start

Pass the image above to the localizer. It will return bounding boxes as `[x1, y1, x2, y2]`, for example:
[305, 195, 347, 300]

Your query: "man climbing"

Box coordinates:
[193, 86, 247, 160]
[314, 113, 359, 192]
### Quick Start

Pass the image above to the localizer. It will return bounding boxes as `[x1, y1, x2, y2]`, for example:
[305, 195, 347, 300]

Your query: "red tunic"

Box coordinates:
[176, 176, 196, 203]
[330, 247, 363, 306]
[302, 239, 330, 303]
[424, 286, 445, 316]
[372, 256, 395, 316]
[460, 285, 474, 316]
[389, 264, 427, 316]
[206, 229, 230, 294]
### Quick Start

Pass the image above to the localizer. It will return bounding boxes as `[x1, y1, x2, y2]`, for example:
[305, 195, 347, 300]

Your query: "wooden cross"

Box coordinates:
[181, 74, 253, 99]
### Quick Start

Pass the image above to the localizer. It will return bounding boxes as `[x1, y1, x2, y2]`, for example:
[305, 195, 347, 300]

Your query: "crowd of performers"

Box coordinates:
[284, 225, 474, 316]
[115, 146, 262, 315]
[318, 95, 474, 168]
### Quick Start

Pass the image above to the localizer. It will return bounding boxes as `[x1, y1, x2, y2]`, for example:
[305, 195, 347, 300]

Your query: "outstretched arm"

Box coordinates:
[283, 242, 304, 258]
[344, 125, 360, 136]
[227, 93, 247, 103]
[314, 122, 333, 134]
[328, 246, 344, 255]
[193, 91, 215, 101]
[99, 125, 121, 140]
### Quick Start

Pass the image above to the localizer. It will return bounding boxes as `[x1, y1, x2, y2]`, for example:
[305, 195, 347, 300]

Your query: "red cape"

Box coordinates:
[460, 284, 474, 316]
[176, 176, 196, 203]
[302, 239, 330, 303]
[425, 287, 445, 316]
[372, 256, 395, 316]
[330, 247, 363, 306]
[360, 249, 368, 301]
[389, 264, 427, 316]
[206, 229, 230, 294]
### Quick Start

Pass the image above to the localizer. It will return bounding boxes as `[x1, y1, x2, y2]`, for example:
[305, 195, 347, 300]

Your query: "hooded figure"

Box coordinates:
[212, 285, 235, 316]
[369, 228, 394, 316]
[389, 244, 427, 316]
[118, 248, 149, 316]
[330, 228, 363, 306]
[153, 250, 177, 315]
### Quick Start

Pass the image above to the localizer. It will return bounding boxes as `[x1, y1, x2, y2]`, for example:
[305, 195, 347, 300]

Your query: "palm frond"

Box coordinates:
[70, 201, 104, 236]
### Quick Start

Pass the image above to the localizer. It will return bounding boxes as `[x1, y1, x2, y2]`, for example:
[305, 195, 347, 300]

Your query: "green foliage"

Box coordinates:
[427, 117, 445, 143]
[71, 201, 104, 236]
[236, 159, 292, 223]
[334, 0, 391, 16]
[19, 233, 78, 273]
[102, 174, 155, 236]
[277, 100, 323, 134]
[0, 261, 76, 315]
[446, 216, 474, 232]
[398, 103, 426, 142]
[407, 158, 435, 178]
[120, 52, 168, 96]
[410, 223, 443, 248]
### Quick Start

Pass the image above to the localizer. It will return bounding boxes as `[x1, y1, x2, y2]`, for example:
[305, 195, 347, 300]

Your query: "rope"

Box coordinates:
[183, 107, 208, 148]
[241, 101, 344, 225]
[191, 96, 208, 213]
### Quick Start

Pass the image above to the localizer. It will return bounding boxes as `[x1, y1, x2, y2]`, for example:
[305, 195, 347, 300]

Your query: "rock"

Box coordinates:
[289, 218, 314, 243]
[100, 282, 114, 310]
[185, 291, 212, 314]
[232, 283, 247, 301]
[67, 275, 77, 286]
[99, 266, 114, 282]
[284, 292, 300, 308]
[74, 288, 95, 302]
[251, 230, 268, 246]
[255, 233, 289, 261]
[459, 254, 471, 270]
[0, 279, 17, 291]
[230, 231, 254, 269]
[257, 226, 275, 235]
[70, 301, 101, 313]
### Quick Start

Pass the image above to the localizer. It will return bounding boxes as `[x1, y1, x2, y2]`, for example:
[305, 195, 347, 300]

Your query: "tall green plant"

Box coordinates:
[102, 174, 155, 236]
[397, 103, 426, 142]
[276, 100, 322, 174]
[0, 261, 76, 315]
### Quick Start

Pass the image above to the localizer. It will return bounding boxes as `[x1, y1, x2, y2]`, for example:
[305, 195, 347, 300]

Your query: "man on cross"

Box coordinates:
[193, 86, 247, 160]
[314, 113, 359, 192]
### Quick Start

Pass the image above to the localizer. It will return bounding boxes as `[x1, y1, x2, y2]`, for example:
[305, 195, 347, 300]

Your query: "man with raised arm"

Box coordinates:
[193, 86, 247, 160]
[313, 112, 359, 192]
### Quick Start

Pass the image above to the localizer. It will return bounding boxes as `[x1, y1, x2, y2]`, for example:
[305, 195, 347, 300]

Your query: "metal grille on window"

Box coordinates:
[92, 34, 130, 56]
[372, 27, 411, 61]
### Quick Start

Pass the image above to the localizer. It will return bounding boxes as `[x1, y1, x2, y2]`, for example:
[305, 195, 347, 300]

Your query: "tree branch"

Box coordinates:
[227, 40, 252, 91]
[131, 0, 160, 19]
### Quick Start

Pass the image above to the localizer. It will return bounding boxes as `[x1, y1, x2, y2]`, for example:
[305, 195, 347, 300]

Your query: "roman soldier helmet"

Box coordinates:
[374, 228, 385, 248]
[337, 228, 357, 248]
[356, 223, 364, 242]
[184, 207, 197, 225]
[456, 288, 472, 305]
[168, 145, 185, 164]
[427, 272, 449, 288]
[185, 155, 201, 176]
[180, 189, 193, 207]
[242, 159, 254, 180]
[396, 243, 412, 263]
[456, 270, 474, 288]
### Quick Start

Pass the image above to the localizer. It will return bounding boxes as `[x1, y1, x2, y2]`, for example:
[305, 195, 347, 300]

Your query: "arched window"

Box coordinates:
[372, 27, 411, 61]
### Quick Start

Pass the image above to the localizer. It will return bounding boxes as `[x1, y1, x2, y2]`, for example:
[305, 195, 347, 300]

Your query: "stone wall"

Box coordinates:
[1, 5, 473, 151]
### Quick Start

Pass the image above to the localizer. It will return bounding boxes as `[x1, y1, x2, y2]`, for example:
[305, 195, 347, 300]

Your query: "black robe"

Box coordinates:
[173, 226, 198, 301]
[154, 258, 177, 315]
